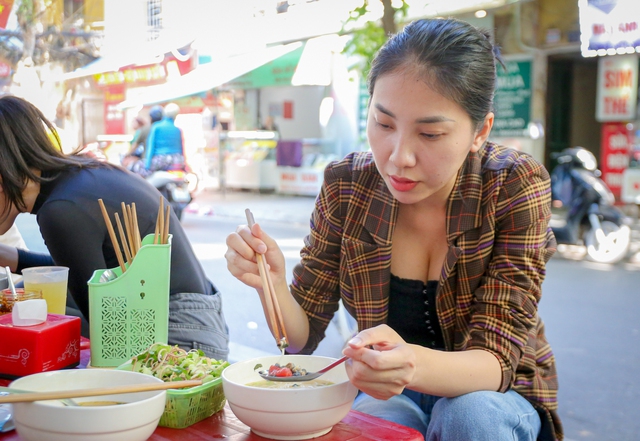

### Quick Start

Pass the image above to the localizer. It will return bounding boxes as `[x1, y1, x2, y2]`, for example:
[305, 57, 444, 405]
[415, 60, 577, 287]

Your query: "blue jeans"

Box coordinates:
[168, 292, 230, 361]
[352, 389, 541, 440]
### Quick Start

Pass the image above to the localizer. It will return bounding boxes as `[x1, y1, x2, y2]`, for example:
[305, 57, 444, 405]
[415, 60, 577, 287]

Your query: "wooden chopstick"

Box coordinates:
[245, 209, 288, 350]
[114, 212, 132, 265]
[121, 202, 135, 258]
[125, 204, 137, 256]
[131, 202, 141, 251]
[0, 379, 203, 404]
[98, 199, 126, 273]
[154, 197, 163, 244]
[156, 199, 165, 245]
[163, 205, 171, 245]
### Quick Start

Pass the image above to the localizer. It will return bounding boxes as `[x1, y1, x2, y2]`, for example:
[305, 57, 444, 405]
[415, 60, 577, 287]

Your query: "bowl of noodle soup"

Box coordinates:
[222, 354, 358, 440]
[9, 369, 166, 441]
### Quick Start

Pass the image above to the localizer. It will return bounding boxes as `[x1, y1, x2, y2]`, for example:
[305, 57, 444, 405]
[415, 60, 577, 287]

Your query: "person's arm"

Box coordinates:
[180, 128, 185, 158]
[345, 155, 554, 399]
[343, 325, 501, 399]
[125, 130, 141, 155]
[227, 223, 310, 352]
[226, 162, 345, 353]
[15, 249, 55, 273]
[462, 155, 555, 393]
[0, 243, 19, 272]
[144, 125, 157, 169]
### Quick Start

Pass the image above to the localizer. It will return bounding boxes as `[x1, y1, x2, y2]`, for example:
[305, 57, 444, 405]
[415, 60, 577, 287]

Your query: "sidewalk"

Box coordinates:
[187, 188, 317, 225]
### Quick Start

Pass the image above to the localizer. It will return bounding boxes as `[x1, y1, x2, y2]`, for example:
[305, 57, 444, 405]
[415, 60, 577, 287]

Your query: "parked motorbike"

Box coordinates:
[549, 147, 631, 264]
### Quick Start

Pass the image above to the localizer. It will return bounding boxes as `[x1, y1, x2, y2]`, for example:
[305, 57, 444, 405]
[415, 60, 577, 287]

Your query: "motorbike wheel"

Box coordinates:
[584, 220, 631, 264]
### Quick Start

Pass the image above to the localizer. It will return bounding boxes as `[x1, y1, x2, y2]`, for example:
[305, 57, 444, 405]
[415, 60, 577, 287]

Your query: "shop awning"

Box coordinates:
[116, 42, 304, 109]
[58, 39, 196, 82]
[223, 34, 347, 90]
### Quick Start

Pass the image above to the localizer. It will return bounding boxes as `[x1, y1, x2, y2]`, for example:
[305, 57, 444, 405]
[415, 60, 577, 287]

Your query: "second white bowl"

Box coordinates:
[222, 355, 358, 440]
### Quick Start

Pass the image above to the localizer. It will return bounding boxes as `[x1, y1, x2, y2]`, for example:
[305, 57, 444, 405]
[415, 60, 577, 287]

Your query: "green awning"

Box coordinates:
[222, 44, 305, 89]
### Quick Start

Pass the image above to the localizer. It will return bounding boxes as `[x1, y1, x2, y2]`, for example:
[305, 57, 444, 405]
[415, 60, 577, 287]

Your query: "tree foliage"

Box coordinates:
[341, 0, 409, 79]
[0, 0, 99, 70]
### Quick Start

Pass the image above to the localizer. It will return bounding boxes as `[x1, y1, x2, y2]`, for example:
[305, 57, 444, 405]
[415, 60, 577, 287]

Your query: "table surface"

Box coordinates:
[0, 339, 423, 441]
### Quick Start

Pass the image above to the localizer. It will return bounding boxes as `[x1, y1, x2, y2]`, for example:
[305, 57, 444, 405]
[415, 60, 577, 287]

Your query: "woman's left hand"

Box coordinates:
[342, 324, 417, 400]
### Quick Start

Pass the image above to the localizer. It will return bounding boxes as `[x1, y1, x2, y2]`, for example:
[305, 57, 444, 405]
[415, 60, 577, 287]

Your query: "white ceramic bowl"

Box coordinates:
[10, 369, 166, 441]
[222, 355, 358, 440]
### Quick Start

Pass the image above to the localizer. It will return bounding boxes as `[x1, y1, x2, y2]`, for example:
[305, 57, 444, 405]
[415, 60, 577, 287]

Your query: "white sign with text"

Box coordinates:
[596, 54, 638, 122]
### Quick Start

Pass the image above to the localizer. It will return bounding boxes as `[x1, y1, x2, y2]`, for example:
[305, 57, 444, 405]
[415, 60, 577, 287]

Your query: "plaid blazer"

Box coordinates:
[291, 142, 562, 440]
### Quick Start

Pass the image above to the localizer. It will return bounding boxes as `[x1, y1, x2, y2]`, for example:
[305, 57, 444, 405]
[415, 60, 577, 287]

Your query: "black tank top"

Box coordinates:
[386, 273, 445, 349]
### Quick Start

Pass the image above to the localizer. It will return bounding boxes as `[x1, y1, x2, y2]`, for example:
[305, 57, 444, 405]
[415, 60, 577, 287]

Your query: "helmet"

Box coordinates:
[149, 105, 164, 123]
[164, 103, 180, 120]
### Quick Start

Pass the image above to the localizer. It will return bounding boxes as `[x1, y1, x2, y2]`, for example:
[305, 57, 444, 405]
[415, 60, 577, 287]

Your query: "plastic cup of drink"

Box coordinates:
[21, 266, 69, 315]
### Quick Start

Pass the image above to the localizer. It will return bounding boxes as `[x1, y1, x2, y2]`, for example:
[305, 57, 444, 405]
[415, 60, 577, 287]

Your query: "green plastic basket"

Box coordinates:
[88, 234, 172, 368]
[159, 377, 226, 428]
[116, 360, 226, 428]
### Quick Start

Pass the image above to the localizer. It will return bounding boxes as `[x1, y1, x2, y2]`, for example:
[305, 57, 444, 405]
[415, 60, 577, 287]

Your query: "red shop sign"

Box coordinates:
[0, 61, 10, 77]
[600, 122, 631, 201]
[104, 84, 126, 135]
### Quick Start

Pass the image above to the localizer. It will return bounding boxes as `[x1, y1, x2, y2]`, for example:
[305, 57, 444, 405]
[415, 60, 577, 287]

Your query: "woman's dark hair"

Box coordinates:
[368, 18, 503, 130]
[0, 95, 102, 215]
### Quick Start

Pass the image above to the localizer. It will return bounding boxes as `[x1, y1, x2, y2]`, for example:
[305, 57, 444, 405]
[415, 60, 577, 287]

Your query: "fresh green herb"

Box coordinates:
[253, 363, 263, 371]
[130, 343, 229, 384]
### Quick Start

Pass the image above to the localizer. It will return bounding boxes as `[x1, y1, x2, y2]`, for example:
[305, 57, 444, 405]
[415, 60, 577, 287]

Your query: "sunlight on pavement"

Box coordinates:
[191, 239, 305, 261]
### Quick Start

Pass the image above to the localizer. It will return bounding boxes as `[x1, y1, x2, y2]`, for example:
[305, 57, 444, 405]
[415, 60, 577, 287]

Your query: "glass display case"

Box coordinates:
[275, 138, 338, 196]
[222, 130, 279, 191]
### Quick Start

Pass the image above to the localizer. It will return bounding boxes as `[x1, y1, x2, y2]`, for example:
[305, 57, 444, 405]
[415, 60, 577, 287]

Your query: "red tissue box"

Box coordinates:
[0, 314, 81, 378]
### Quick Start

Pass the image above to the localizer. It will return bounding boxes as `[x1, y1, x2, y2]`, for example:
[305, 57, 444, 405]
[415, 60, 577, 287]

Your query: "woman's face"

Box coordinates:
[367, 68, 493, 206]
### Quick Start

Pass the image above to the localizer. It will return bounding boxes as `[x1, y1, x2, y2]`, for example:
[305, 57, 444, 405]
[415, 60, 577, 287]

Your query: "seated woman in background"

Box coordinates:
[0, 95, 229, 361]
[226, 18, 561, 441]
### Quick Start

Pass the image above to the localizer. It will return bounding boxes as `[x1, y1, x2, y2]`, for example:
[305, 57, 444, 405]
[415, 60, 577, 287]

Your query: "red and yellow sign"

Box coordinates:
[95, 64, 166, 87]
[93, 52, 196, 87]
[0, 0, 15, 30]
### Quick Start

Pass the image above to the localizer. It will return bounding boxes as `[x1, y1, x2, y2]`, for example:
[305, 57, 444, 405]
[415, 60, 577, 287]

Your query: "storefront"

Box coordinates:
[115, 42, 308, 191]
[219, 34, 359, 195]
[117, 36, 360, 195]
[577, 0, 640, 203]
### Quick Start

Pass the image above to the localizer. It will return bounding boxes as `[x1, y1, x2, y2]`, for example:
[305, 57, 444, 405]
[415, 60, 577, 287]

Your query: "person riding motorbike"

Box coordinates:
[138, 103, 193, 220]
[124, 105, 164, 174]
[144, 103, 185, 173]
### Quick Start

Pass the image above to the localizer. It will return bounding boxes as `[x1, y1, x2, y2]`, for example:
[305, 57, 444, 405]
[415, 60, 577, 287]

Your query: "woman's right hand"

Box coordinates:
[226, 222, 311, 353]
[225, 222, 286, 290]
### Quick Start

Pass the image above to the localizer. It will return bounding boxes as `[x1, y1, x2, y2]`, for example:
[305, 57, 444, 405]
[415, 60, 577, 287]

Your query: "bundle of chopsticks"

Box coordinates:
[98, 197, 171, 274]
[153, 198, 171, 246]
[245, 209, 288, 351]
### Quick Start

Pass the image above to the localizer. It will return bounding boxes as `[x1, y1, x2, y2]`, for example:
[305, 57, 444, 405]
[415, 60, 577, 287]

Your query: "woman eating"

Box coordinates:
[226, 18, 561, 440]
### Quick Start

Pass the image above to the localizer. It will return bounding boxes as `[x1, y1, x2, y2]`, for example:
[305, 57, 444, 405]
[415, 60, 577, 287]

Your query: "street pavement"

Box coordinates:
[185, 188, 318, 225]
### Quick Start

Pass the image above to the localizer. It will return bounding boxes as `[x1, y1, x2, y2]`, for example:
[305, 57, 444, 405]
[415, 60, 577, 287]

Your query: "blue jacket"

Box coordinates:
[144, 117, 183, 169]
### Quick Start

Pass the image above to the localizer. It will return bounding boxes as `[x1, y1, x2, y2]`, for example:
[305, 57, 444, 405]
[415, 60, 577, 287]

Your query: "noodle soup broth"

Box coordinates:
[222, 355, 358, 440]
